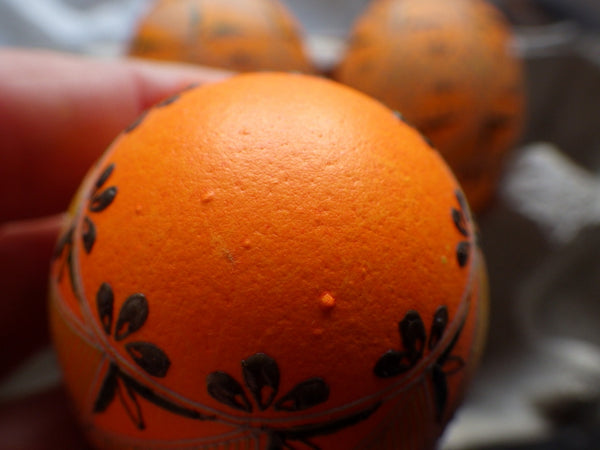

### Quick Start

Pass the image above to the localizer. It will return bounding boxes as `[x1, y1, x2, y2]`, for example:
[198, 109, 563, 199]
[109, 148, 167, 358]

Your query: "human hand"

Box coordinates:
[0, 48, 230, 449]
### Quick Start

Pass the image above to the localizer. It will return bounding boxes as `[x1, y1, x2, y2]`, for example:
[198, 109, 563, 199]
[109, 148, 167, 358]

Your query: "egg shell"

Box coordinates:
[49, 72, 488, 449]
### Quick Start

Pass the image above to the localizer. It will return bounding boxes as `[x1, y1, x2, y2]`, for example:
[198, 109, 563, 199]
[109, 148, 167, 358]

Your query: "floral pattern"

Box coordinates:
[452, 189, 472, 268]
[207, 353, 380, 449]
[51, 162, 214, 429]
[50, 159, 379, 444]
[93, 282, 213, 429]
[50, 104, 475, 445]
[53, 163, 117, 291]
[373, 306, 466, 422]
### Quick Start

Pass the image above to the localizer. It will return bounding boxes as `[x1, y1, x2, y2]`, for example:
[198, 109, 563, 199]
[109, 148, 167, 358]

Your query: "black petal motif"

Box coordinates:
[125, 342, 171, 378]
[274, 378, 329, 412]
[452, 208, 469, 237]
[373, 350, 413, 378]
[400, 310, 426, 363]
[157, 93, 180, 107]
[82, 216, 97, 254]
[207, 371, 252, 412]
[75, 163, 117, 258]
[93, 363, 119, 412]
[374, 309, 429, 377]
[374, 304, 468, 423]
[125, 110, 148, 133]
[452, 190, 472, 268]
[92, 361, 213, 430]
[96, 282, 114, 335]
[202, 352, 380, 445]
[119, 371, 213, 420]
[118, 377, 146, 430]
[428, 306, 448, 351]
[89, 186, 118, 212]
[431, 365, 448, 422]
[392, 110, 404, 121]
[456, 241, 471, 267]
[115, 293, 149, 341]
[95, 163, 115, 190]
[52, 226, 74, 284]
[53, 226, 73, 261]
[242, 353, 280, 411]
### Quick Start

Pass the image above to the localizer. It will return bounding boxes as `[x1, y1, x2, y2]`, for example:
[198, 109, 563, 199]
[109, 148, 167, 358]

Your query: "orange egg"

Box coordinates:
[49, 72, 488, 449]
[128, 0, 315, 73]
[333, 0, 526, 212]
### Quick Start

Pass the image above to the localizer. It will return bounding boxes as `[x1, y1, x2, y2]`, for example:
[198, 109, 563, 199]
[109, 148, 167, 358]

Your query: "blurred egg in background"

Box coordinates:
[333, 0, 526, 213]
[127, 0, 316, 73]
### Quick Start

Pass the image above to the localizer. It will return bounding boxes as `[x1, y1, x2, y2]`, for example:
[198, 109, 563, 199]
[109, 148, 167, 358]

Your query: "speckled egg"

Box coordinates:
[333, 0, 526, 212]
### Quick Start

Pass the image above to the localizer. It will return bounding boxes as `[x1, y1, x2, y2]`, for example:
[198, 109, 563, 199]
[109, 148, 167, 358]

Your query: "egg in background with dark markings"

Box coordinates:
[333, 0, 526, 213]
[128, 0, 315, 73]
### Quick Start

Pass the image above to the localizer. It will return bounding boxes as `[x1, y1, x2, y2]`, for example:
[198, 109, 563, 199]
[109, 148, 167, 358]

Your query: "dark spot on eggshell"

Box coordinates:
[229, 51, 253, 69]
[421, 133, 435, 149]
[188, 2, 202, 32]
[157, 93, 180, 107]
[419, 112, 456, 134]
[429, 41, 448, 55]
[456, 241, 470, 267]
[125, 110, 148, 133]
[211, 22, 243, 38]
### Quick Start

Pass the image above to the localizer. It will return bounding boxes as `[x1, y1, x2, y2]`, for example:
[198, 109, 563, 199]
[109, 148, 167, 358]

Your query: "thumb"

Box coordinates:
[0, 49, 231, 223]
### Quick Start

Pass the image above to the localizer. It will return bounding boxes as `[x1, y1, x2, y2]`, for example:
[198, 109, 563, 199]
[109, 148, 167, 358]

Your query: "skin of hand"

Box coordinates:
[0, 48, 231, 449]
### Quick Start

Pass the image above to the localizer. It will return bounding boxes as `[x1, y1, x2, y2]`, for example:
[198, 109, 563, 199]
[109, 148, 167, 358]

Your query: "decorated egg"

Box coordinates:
[333, 0, 526, 212]
[128, 0, 315, 73]
[49, 72, 488, 449]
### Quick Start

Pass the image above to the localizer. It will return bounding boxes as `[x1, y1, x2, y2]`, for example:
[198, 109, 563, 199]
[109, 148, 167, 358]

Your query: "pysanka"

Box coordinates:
[49, 72, 488, 450]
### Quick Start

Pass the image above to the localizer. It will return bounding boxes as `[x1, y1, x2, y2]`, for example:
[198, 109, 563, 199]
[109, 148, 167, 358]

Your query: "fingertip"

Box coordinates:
[116, 56, 233, 123]
[0, 49, 233, 223]
[0, 214, 65, 378]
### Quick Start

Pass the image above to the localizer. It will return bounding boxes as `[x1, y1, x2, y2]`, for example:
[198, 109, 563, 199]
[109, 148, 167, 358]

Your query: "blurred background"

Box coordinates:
[1, 1, 600, 449]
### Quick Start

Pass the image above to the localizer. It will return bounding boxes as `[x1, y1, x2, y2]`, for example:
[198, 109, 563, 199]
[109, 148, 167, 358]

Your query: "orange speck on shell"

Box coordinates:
[333, 0, 526, 212]
[319, 292, 336, 310]
[128, 0, 315, 73]
[49, 72, 488, 449]
[201, 190, 215, 203]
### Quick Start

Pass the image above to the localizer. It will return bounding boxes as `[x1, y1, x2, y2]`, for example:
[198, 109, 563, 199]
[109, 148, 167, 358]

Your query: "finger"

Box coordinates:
[0, 385, 90, 450]
[0, 48, 231, 223]
[0, 214, 65, 378]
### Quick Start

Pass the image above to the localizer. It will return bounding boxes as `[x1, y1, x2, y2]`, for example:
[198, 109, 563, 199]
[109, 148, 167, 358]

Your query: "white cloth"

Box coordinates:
[0, 0, 152, 55]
